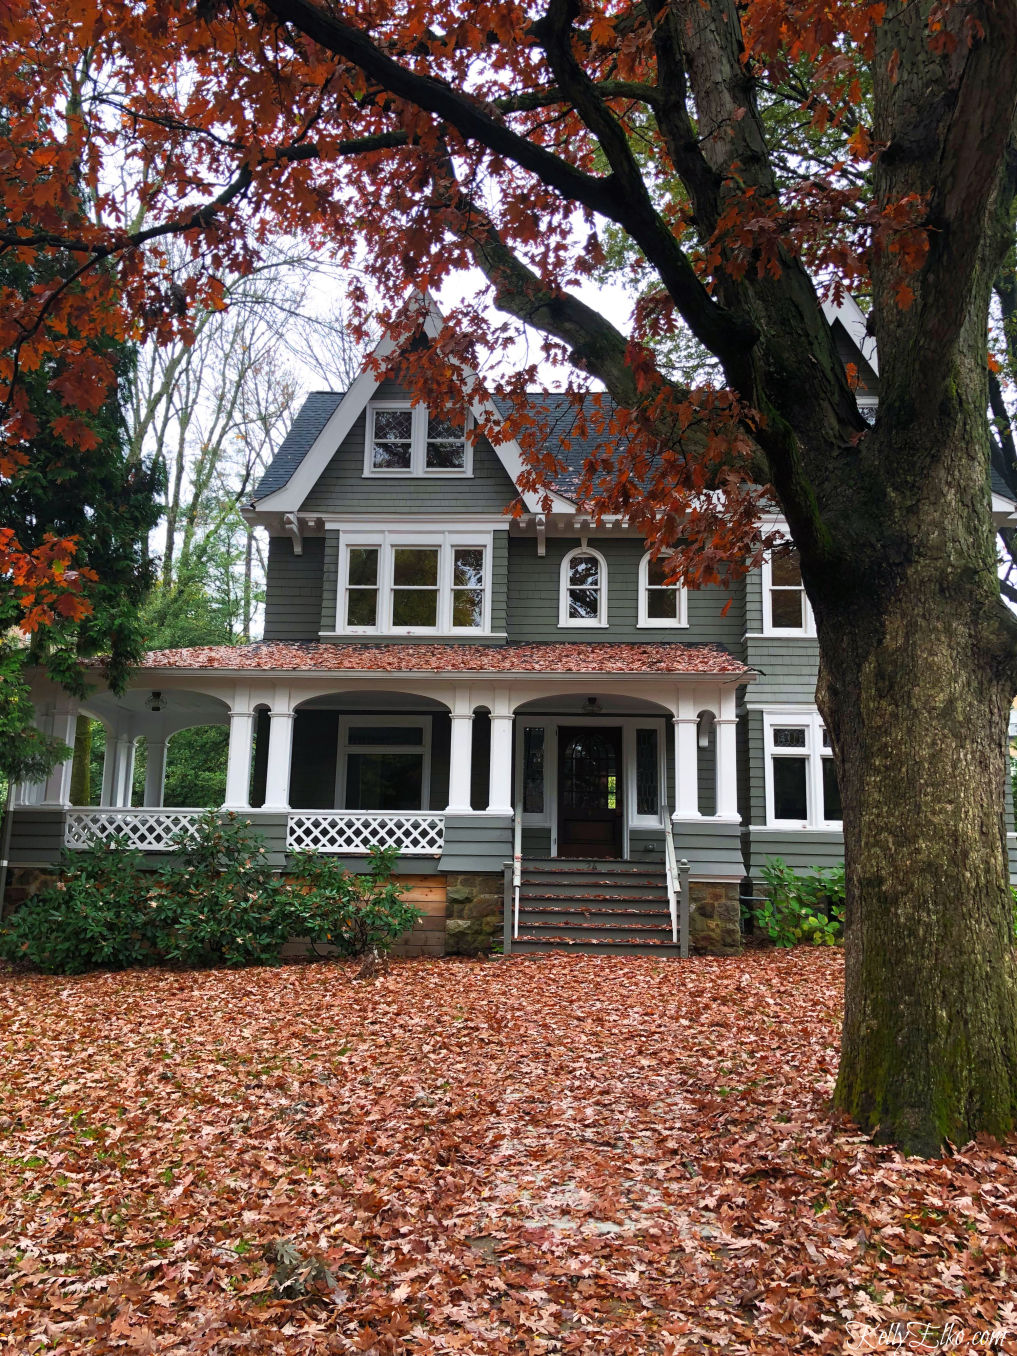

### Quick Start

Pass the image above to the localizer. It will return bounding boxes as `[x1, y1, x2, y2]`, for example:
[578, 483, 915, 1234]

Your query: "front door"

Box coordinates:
[557, 726, 623, 858]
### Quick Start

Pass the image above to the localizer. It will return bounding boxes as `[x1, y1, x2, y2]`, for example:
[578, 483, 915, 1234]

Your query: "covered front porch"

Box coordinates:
[5, 644, 752, 953]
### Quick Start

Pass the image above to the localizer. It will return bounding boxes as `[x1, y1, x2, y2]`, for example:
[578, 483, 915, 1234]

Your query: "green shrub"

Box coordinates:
[0, 840, 152, 974]
[287, 844, 421, 958]
[152, 811, 290, 968]
[756, 858, 845, 947]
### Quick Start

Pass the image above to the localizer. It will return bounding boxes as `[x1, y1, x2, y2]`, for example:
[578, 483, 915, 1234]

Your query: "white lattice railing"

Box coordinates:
[65, 808, 205, 852]
[287, 811, 445, 855]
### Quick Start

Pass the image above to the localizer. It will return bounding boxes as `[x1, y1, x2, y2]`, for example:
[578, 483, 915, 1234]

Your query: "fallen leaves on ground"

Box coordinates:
[1, 950, 1014, 1353]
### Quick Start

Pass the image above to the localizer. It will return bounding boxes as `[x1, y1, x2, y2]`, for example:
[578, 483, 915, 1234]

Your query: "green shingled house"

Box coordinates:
[8, 295, 1017, 956]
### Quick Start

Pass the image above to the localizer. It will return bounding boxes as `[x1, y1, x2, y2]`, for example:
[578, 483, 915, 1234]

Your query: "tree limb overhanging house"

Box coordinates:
[7, 297, 1017, 955]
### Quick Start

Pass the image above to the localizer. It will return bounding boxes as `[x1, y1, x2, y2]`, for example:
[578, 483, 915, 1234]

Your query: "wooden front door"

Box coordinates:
[557, 726, 623, 858]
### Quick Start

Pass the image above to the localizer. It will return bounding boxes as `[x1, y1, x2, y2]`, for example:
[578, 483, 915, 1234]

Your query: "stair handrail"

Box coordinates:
[512, 800, 523, 940]
[662, 801, 679, 946]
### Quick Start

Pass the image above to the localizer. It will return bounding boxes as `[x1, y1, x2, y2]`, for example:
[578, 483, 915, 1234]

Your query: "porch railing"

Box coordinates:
[286, 811, 445, 856]
[512, 802, 523, 939]
[662, 808, 692, 958]
[65, 808, 205, 852]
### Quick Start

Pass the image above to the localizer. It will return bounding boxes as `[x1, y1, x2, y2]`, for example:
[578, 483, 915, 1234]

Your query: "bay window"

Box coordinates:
[764, 710, 840, 827]
[339, 532, 491, 634]
[366, 402, 470, 475]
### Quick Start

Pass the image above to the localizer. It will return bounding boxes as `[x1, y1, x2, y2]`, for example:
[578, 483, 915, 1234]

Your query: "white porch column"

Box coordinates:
[262, 694, 295, 811]
[144, 738, 169, 808]
[113, 734, 136, 808]
[224, 712, 255, 809]
[715, 687, 740, 818]
[488, 696, 514, 816]
[446, 688, 474, 813]
[100, 721, 117, 802]
[672, 705, 701, 820]
[39, 702, 79, 808]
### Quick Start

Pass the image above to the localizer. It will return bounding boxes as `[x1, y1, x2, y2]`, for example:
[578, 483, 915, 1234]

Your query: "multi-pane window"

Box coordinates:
[340, 534, 489, 634]
[765, 712, 841, 826]
[367, 403, 470, 475]
[635, 727, 659, 817]
[764, 548, 814, 635]
[426, 414, 466, 470]
[638, 552, 687, 627]
[560, 549, 607, 626]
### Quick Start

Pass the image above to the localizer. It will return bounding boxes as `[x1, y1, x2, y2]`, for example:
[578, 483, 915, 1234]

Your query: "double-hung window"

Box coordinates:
[366, 402, 470, 476]
[762, 547, 815, 636]
[638, 551, 688, 627]
[339, 532, 491, 635]
[764, 710, 841, 827]
[337, 717, 431, 811]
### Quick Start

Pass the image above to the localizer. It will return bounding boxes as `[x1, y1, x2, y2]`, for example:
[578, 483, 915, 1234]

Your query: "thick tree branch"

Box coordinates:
[259, 0, 757, 365]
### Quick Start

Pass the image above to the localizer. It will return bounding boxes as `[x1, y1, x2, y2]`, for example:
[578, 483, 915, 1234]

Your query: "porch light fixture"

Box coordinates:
[582, 696, 602, 714]
[145, 691, 166, 713]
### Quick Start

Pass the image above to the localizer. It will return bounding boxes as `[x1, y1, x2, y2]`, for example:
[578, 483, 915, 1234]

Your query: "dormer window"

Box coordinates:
[365, 402, 470, 476]
[559, 547, 608, 628]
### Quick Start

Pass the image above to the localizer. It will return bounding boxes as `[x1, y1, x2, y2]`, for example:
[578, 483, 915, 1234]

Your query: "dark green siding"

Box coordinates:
[263, 535, 325, 641]
[439, 814, 513, 872]
[745, 637, 820, 703]
[506, 537, 745, 645]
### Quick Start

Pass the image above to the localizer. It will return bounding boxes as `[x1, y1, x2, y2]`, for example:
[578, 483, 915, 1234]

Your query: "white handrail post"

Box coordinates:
[512, 802, 522, 940]
[679, 857, 691, 959]
[662, 803, 679, 945]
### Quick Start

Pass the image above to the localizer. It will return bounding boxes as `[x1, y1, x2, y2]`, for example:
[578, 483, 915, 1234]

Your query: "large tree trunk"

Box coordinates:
[817, 339, 1017, 1153]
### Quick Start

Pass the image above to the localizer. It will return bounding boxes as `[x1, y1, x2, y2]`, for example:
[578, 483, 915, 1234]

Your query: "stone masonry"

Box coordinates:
[689, 880, 741, 955]
[443, 872, 503, 955]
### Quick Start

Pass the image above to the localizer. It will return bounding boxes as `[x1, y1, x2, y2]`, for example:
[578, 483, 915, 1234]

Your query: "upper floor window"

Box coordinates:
[762, 547, 815, 636]
[764, 710, 841, 827]
[339, 531, 490, 634]
[559, 547, 608, 627]
[638, 551, 688, 628]
[365, 402, 470, 476]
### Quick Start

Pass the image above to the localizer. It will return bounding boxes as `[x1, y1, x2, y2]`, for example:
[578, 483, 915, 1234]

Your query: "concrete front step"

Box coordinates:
[511, 937, 682, 957]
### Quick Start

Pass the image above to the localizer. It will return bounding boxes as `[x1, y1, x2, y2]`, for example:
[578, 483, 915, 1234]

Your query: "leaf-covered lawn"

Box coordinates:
[2, 950, 1015, 1354]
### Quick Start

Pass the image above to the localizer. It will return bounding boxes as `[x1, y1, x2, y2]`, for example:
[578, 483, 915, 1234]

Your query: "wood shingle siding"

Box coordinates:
[263, 536, 325, 641]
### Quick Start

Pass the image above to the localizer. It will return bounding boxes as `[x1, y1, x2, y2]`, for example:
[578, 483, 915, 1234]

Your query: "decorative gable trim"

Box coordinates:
[252, 292, 573, 515]
[821, 293, 879, 377]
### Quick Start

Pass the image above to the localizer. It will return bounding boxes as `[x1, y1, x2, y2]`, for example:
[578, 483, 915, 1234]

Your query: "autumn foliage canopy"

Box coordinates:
[0, 0, 958, 622]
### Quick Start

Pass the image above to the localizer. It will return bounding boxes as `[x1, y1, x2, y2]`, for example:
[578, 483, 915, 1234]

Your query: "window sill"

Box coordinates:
[362, 469, 471, 479]
[320, 631, 507, 641]
[636, 620, 689, 630]
[745, 630, 818, 640]
[556, 620, 610, 630]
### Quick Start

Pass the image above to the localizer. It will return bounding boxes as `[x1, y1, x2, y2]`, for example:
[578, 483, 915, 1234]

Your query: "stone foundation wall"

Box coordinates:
[689, 881, 741, 955]
[1, 866, 56, 917]
[444, 873, 503, 956]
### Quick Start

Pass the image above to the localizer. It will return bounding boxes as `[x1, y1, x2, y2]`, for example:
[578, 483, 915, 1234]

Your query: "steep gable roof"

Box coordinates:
[252, 391, 345, 500]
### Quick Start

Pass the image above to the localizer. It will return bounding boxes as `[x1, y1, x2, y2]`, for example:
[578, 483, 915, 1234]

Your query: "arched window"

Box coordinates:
[638, 552, 688, 628]
[559, 547, 608, 627]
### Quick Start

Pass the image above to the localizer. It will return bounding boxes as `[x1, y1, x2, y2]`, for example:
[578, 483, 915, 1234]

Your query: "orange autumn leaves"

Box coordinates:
[2, 950, 1015, 1353]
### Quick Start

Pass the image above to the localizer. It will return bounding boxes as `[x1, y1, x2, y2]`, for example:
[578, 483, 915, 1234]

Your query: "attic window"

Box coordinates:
[366, 402, 471, 476]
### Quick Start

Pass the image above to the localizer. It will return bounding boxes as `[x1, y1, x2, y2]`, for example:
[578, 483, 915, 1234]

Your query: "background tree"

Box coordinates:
[3, 0, 1017, 1153]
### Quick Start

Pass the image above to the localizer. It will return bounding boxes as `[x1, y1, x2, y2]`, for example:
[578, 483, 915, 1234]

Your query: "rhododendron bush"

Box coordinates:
[2, 0, 1016, 1153]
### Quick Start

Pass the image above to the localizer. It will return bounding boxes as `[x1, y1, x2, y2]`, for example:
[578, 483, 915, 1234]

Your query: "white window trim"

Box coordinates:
[363, 401, 473, 478]
[762, 707, 840, 829]
[335, 715, 432, 811]
[336, 529, 493, 636]
[760, 549, 816, 637]
[558, 546, 609, 629]
[637, 551, 689, 629]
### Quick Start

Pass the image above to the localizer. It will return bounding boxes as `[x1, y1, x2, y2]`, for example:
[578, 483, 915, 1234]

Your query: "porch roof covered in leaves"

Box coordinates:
[130, 641, 751, 678]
